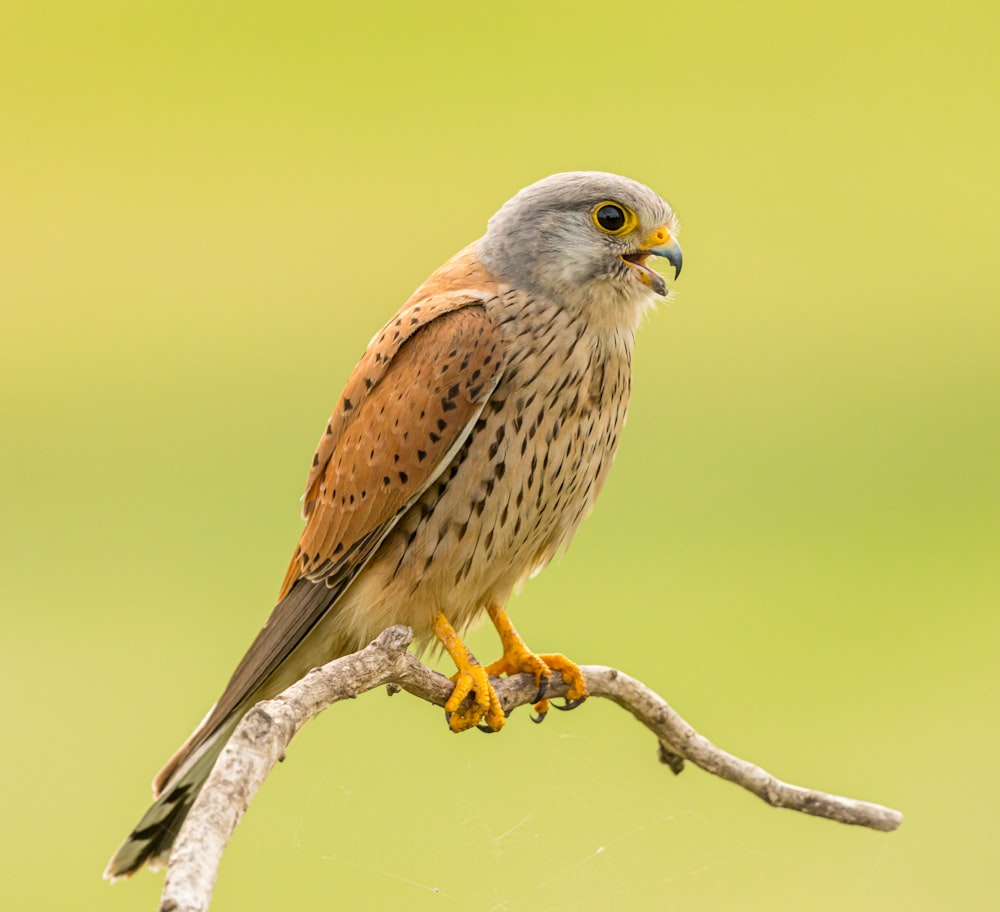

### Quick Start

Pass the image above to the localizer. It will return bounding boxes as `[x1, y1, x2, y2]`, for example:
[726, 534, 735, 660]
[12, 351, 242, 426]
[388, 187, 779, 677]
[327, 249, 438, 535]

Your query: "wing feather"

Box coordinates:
[155, 298, 505, 793]
[286, 302, 506, 593]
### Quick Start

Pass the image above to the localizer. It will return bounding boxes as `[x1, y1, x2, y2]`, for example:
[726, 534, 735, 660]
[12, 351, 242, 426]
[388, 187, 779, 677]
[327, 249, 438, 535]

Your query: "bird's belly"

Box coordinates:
[328, 334, 631, 651]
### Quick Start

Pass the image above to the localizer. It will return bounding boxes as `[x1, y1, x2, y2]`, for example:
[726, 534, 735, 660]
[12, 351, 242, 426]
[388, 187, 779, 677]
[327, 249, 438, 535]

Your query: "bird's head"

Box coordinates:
[478, 171, 682, 320]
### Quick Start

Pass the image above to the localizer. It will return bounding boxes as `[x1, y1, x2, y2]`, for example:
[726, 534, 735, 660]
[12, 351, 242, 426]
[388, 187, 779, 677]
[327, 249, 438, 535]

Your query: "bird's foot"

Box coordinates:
[445, 661, 505, 733]
[434, 611, 506, 733]
[532, 653, 588, 720]
[485, 605, 588, 723]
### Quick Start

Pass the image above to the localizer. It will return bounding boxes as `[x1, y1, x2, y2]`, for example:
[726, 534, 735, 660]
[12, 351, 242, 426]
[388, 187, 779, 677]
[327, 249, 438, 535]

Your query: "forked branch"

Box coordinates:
[158, 625, 902, 912]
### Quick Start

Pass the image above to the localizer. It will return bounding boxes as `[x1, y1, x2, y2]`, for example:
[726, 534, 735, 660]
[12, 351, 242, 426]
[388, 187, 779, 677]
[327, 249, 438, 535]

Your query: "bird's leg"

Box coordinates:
[484, 604, 588, 722]
[433, 611, 506, 733]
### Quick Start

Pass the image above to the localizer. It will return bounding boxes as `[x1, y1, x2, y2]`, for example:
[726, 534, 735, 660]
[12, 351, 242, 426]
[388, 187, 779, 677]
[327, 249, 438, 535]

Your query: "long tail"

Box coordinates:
[106, 577, 353, 879]
[103, 717, 238, 880]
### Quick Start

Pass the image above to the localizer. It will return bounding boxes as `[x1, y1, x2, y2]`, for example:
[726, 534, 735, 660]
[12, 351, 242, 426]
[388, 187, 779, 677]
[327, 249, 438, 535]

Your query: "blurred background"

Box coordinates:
[2, 1, 998, 909]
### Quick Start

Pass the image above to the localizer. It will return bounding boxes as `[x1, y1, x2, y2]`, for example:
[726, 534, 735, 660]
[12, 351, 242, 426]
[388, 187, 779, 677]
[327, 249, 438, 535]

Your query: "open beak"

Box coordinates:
[621, 225, 683, 297]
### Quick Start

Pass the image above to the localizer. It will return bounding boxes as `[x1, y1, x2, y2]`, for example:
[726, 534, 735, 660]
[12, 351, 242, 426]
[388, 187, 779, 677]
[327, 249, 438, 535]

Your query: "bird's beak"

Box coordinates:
[645, 228, 683, 281]
[621, 225, 683, 297]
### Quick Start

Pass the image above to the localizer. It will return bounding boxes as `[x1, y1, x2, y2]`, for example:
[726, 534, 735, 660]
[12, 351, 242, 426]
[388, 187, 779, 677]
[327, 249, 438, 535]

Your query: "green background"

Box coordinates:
[2, 1, 998, 909]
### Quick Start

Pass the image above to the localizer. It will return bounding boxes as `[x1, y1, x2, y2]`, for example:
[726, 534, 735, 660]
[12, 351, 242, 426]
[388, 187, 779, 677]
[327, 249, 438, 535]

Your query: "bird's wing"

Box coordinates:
[154, 296, 505, 794]
[286, 299, 506, 594]
[296, 243, 501, 523]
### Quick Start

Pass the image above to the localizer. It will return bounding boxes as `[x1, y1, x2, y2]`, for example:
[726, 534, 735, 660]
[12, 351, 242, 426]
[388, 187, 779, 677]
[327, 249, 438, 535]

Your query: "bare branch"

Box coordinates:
[158, 625, 902, 912]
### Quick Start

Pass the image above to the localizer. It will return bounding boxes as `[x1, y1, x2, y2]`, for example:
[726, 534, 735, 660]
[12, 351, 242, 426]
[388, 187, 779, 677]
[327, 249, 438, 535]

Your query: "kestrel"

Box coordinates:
[106, 171, 682, 879]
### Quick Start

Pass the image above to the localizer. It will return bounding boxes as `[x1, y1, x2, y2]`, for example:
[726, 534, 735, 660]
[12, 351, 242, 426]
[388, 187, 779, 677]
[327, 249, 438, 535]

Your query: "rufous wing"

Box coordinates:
[284, 301, 506, 595]
[154, 298, 506, 795]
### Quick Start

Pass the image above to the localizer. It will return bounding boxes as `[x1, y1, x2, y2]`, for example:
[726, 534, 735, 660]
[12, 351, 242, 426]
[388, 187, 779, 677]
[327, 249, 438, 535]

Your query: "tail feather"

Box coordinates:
[106, 577, 353, 880]
[104, 721, 235, 880]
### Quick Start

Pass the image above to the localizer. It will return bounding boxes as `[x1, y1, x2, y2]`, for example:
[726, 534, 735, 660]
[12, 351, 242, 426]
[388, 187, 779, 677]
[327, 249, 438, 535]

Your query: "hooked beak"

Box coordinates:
[620, 224, 683, 297]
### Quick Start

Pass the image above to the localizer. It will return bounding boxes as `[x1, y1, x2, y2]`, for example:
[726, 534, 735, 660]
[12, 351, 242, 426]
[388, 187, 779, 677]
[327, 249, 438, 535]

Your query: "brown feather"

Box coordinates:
[154, 295, 506, 794]
[298, 245, 496, 523]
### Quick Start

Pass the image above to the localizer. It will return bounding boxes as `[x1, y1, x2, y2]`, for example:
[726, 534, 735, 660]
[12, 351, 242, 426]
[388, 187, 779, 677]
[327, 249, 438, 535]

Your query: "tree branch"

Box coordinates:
[158, 625, 903, 912]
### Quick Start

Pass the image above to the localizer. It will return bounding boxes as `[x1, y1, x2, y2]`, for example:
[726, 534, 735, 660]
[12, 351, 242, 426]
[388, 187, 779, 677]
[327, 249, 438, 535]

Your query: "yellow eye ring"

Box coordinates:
[592, 201, 638, 236]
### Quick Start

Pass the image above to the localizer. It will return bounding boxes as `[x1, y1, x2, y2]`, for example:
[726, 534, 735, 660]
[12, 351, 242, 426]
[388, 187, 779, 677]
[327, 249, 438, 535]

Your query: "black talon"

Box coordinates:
[552, 696, 587, 711]
[531, 709, 548, 724]
[534, 676, 550, 705]
[476, 721, 501, 733]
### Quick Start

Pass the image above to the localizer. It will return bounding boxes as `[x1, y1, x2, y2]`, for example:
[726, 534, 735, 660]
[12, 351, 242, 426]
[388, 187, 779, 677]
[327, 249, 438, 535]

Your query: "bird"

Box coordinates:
[105, 171, 682, 879]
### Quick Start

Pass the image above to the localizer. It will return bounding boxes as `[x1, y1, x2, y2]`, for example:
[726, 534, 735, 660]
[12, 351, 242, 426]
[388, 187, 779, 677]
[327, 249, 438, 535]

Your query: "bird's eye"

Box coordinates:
[596, 205, 625, 231]
[592, 202, 637, 236]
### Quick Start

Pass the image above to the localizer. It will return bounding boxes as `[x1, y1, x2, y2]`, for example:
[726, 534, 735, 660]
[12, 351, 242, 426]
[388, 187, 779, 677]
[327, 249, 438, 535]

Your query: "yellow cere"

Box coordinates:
[642, 225, 672, 249]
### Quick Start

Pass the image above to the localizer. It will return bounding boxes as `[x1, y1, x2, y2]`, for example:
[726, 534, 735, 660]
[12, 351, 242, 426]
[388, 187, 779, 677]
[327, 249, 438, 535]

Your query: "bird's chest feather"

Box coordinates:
[386, 292, 633, 623]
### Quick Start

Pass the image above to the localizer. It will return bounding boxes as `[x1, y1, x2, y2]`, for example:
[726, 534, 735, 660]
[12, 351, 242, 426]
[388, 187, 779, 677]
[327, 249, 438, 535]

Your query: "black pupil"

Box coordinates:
[597, 204, 626, 232]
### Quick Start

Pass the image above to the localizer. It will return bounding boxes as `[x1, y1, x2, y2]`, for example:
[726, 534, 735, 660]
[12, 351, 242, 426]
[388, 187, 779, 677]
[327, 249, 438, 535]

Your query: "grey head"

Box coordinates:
[478, 171, 682, 314]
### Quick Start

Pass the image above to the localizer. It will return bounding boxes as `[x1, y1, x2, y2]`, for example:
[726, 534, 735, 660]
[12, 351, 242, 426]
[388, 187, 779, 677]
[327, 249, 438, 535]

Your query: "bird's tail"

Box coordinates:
[103, 717, 237, 880]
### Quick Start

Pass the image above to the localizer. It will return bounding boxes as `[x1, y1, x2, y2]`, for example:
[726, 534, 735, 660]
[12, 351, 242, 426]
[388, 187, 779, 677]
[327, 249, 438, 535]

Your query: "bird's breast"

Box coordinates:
[358, 289, 634, 639]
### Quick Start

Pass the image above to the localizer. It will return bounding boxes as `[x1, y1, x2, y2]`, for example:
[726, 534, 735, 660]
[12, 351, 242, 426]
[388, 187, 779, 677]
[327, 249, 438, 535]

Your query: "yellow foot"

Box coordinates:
[434, 611, 506, 733]
[485, 605, 588, 721]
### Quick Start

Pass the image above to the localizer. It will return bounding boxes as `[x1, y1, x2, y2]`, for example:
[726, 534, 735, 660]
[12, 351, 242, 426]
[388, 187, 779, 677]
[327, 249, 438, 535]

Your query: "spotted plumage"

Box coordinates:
[106, 171, 682, 880]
